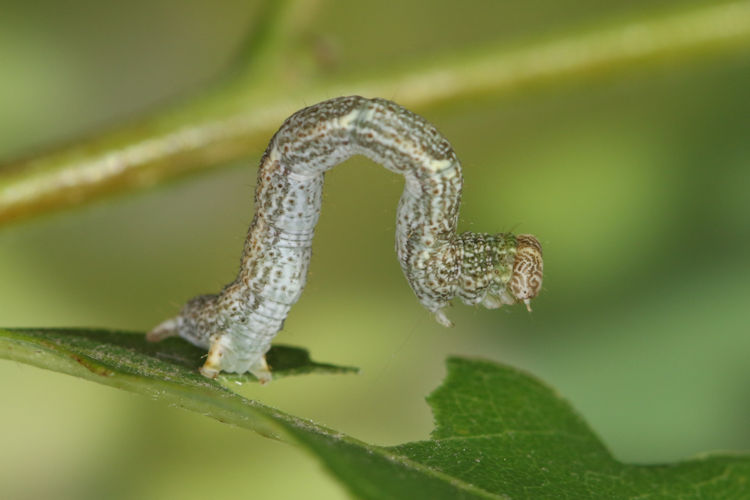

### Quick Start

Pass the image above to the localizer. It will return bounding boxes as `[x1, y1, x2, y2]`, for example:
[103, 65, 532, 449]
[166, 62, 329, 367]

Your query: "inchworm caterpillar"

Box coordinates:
[148, 96, 543, 381]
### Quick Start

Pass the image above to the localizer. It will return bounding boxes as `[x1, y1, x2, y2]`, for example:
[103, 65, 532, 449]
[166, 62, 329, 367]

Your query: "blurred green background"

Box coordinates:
[1, 1, 749, 499]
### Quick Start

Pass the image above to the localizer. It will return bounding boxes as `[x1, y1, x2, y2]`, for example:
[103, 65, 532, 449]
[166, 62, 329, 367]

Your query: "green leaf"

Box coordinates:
[392, 358, 750, 499]
[0, 328, 357, 383]
[1, 328, 747, 499]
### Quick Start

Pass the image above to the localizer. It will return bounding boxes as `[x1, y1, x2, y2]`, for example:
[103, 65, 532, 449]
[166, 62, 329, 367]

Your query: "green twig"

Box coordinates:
[2, 1, 750, 226]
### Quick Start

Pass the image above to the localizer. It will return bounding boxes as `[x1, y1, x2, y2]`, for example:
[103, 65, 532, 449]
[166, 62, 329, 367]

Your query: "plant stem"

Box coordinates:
[2, 1, 750, 226]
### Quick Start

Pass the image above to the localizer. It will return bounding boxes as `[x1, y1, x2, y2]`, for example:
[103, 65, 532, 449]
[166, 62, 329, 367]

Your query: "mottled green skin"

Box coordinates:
[454, 232, 519, 308]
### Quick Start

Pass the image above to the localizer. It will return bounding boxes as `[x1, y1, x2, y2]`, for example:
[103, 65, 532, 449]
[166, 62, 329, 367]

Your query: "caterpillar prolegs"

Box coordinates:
[147, 96, 543, 381]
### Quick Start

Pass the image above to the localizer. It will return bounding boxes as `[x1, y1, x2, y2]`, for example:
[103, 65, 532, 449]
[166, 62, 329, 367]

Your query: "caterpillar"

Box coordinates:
[147, 96, 543, 381]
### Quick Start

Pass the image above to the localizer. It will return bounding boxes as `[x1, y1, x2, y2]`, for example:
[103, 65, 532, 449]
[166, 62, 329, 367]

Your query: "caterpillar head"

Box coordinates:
[455, 232, 543, 312]
[509, 234, 543, 311]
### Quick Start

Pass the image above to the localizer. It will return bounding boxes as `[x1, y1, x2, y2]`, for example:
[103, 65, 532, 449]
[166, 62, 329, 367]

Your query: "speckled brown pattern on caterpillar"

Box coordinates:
[147, 96, 543, 381]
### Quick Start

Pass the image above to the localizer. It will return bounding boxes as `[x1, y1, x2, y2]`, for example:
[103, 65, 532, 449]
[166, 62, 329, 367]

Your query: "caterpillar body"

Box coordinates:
[147, 96, 543, 381]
